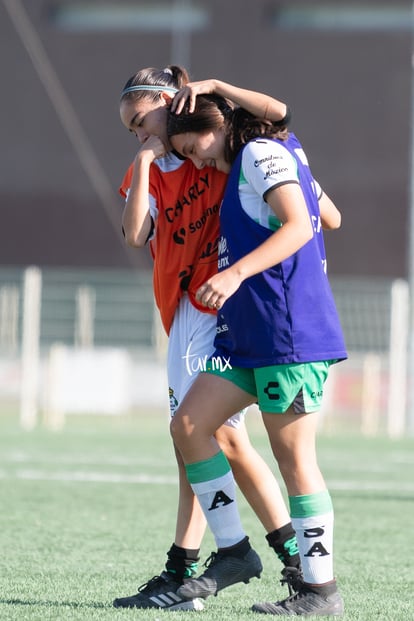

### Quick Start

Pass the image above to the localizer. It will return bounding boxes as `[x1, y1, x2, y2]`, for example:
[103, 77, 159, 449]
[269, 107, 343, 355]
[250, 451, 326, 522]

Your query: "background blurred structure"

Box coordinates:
[0, 0, 412, 434]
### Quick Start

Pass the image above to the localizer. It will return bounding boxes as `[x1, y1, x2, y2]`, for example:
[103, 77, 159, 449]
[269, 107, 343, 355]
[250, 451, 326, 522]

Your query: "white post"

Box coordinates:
[0, 286, 19, 352]
[387, 279, 409, 438]
[407, 1, 414, 435]
[153, 304, 168, 362]
[74, 285, 95, 348]
[361, 353, 381, 436]
[20, 266, 42, 430]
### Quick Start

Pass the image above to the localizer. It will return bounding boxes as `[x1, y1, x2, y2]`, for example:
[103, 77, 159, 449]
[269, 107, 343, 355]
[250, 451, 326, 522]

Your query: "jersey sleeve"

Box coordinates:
[119, 164, 133, 199]
[241, 139, 299, 200]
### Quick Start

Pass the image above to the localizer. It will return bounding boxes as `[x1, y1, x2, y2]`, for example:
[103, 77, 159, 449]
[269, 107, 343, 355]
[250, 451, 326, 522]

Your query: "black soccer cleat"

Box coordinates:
[252, 579, 344, 616]
[280, 565, 303, 595]
[113, 571, 204, 611]
[177, 547, 263, 600]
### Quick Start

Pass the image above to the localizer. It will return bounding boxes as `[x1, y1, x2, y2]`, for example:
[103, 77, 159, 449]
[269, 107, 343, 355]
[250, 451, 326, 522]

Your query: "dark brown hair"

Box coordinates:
[167, 95, 288, 164]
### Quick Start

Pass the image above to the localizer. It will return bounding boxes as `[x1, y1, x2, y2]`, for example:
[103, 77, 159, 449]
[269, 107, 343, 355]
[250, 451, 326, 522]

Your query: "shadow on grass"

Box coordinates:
[1, 598, 109, 609]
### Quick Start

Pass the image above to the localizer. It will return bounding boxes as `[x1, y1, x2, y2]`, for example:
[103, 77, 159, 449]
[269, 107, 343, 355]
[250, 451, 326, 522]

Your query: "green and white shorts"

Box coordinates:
[205, 359, 335, 414]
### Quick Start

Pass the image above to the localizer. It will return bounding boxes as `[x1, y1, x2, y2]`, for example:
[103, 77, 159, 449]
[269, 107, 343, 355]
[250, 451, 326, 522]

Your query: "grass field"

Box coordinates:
[0, 409, 413, 620]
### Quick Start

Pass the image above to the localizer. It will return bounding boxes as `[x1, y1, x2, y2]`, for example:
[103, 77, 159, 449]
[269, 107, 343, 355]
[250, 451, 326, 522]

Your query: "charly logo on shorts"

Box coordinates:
[182, 341, 232, 376]
[264, 381, 280, 400]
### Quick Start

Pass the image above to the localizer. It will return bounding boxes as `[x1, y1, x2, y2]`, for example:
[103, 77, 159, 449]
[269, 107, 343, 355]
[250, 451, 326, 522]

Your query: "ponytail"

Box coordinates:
[120, 65, 190, 102]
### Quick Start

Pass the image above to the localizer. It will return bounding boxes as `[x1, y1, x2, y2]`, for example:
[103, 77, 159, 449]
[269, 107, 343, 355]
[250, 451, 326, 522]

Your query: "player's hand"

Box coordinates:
[196, 267, 242, 310]
[138, 135, 168, 161]
[171, 80, 216, 114]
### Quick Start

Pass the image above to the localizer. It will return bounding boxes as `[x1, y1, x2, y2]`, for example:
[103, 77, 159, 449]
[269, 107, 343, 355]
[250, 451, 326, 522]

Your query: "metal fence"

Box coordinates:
[0, 266, 409, 436]
[0, 266, 155, 352]
[0, 266, 400, 354]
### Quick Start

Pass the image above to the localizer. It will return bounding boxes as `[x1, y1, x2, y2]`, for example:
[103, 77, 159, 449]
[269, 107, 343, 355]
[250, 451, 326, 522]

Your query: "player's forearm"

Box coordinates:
[212, 79, 287, 122]
[122, 154, 153, 247]
[319, 192, 341, 230]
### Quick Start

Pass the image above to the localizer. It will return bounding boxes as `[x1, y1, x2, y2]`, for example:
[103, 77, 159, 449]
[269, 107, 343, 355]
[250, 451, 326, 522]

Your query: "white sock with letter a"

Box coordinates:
[290, 490, 335, 584]
[186, 450, 246, 548]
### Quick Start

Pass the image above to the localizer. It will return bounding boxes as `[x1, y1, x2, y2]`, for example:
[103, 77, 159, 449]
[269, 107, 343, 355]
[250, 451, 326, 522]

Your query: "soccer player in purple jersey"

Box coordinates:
[167, 95, 347, 616]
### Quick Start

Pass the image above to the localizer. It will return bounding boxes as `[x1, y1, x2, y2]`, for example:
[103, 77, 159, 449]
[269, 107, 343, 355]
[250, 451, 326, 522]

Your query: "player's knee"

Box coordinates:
[169, 414, 183, 445]
[215, 427, 251, 462]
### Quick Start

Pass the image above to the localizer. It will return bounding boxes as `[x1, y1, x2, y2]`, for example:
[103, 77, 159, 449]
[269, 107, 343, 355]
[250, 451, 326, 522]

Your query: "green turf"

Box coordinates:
[0, 410, 413, 620]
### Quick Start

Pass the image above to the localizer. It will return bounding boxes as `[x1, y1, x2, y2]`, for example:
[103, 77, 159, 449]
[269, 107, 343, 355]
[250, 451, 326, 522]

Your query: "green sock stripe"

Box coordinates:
[284, 535, 299, 557]
[289, 490, 333, 518]
[186, 451, 230, 484]
[183, 562, 198, 578]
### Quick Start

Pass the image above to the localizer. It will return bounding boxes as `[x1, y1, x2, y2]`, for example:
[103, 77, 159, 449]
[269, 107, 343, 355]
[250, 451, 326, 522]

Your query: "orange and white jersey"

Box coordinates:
[120, 152, 227, 334]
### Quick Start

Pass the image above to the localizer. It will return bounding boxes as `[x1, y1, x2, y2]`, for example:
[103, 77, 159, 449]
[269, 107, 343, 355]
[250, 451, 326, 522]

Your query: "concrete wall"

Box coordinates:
[0, 0, 410, 277]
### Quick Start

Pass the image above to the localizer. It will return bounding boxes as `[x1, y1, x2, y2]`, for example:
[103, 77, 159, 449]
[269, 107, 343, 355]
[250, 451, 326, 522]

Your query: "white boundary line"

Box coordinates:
[0, 469, 177, 484]
[1, 469, 414, 493]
